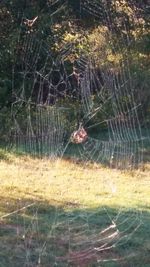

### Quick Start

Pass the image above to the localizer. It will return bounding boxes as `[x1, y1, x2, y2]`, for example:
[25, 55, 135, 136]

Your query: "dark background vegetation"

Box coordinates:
[0, 0, 149, 144]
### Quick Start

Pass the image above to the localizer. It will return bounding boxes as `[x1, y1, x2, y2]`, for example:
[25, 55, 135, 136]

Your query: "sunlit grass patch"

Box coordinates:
[0, 150, 150, 266]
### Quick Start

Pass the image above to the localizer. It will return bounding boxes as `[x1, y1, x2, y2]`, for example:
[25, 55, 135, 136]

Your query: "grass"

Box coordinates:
[0, 149, 150, 267]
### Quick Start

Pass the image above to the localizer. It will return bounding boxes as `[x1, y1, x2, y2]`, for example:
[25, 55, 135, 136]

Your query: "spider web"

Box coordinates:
[4, 1, 149, 266]
[11, 8, 146, 169]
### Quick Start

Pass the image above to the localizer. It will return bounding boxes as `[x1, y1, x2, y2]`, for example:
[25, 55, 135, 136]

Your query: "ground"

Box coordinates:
[0, 150, 150, 267]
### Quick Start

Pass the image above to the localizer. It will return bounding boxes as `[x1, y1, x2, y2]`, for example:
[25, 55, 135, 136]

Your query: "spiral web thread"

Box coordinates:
[12, 3, 148, 168]
[7, 1, 149, 266]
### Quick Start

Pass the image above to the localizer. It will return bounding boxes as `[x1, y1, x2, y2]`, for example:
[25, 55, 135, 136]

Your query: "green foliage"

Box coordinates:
[0, 0, 149, 141]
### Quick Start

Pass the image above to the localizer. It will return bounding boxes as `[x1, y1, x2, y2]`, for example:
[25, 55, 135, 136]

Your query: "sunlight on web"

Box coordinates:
[5, 1, 149, 266]
[12, 27, 144, 168]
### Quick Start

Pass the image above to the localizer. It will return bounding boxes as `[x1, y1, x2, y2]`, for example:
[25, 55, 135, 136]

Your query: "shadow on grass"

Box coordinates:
[1, 126, 150, 170]
[1, 135, 150, 170]
[0, 196, 150, 267]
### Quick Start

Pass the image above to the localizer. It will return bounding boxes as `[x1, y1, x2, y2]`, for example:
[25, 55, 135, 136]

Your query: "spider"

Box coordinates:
[70, 125, 88, 144]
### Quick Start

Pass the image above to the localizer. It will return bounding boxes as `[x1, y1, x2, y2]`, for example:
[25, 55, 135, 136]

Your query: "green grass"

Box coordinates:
[0, 149, 150, 266]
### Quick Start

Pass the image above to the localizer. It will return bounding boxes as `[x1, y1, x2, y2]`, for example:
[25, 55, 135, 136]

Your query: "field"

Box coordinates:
[0, 149, 150, 267]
